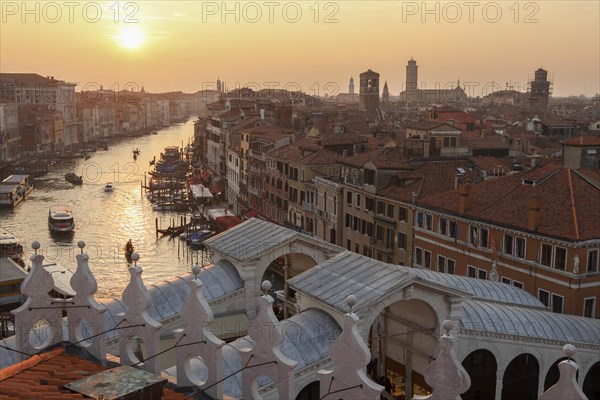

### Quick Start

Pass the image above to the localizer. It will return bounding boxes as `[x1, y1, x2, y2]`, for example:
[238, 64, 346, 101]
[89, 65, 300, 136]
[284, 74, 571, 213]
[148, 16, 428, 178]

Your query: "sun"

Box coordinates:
[116, 26, 145, 49]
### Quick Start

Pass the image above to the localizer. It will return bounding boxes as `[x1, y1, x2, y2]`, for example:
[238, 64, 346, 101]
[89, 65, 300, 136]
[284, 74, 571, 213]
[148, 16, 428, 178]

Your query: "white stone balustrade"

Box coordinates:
[174, 265, 225, 399]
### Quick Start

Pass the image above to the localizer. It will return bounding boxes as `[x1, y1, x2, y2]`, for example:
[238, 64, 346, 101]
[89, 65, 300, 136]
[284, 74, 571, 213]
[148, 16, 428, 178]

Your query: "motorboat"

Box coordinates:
[65, 172, 83, 185]
[188, 230, 215, 247]
[48, 205, 75, 233]
[104, 182, 114, 192]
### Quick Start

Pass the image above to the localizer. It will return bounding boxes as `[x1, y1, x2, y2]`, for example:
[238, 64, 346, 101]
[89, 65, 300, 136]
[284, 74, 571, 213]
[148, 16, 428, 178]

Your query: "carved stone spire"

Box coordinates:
[240, 280, 297, 399]
[68, 241, 107, 361]
[117, 255, 162, 374]
[174, 268, 225, 398]
[539, 344, 588, 400]
[318, 295, 383, 400]
[12, 242, 64, 361]
[413, 320, 471, 400]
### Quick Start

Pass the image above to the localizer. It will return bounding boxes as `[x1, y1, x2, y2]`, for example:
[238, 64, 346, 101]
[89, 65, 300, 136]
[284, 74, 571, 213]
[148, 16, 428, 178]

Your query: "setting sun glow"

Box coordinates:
[116, 26, 145, 49]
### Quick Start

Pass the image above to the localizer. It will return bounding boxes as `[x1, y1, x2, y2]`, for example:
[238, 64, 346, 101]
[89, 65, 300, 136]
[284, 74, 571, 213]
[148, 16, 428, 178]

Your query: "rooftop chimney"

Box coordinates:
[527, 197, 541, 231]
[260, 109, 265, 120]
[458, 184, 471, 214]
[342, 149, 348, 157]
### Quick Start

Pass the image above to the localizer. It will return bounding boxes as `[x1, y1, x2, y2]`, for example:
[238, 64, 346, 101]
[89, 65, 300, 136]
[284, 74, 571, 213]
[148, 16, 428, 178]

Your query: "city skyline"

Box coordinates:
[1, 1, 599, 97]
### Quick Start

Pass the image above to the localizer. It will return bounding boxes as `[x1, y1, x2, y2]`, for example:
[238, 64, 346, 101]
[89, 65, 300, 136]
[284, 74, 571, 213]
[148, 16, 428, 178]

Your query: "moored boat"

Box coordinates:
[48, 205, 75, 233]
[0, 175, 34, 208]
[0, 228, 24, 264]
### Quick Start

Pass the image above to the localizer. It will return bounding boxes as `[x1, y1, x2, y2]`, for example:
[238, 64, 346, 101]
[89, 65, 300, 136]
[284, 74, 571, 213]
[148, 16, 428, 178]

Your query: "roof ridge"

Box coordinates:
[566, 169, 580, 240]
[572, 169, 600, 190]
[0, 347, 65, 381]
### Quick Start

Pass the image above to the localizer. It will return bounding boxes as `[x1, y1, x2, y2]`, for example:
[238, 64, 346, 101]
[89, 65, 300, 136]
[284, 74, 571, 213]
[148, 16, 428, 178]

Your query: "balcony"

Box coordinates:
[302, 202, 315, 212]
[374, 213, 396, 227]
[369, 237, 394, 253]
[247, 186, 260, 196]
[317, 209, 329, 221]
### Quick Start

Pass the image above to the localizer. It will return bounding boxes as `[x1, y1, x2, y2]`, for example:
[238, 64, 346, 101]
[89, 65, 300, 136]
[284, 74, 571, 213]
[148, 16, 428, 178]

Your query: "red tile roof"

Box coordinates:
[379, 160, 482, 201]
[0, 348, 185, 399]
[418, 166, 600, 241]
[562, 134, 600, 146]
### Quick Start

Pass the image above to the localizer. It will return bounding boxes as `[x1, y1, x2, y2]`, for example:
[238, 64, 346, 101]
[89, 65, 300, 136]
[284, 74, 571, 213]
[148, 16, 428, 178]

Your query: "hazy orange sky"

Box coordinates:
[1, 1, 598, 97]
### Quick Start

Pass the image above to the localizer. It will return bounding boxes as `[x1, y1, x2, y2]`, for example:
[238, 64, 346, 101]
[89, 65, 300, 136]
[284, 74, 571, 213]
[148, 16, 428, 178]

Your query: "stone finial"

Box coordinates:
[539, 345, 587, 400]
[12, 242, 63, 361]
[345, 294, 357, 313]
[261, 280, 272, 294]
[318, 310, 383, 400]
[240, 292, 297, 399]
[413, 320, 470, 400]
[68, 246, 106, 360]
[192, 264, 201, 279]
[117, 265, 162, 374]
[175, 279, 224, 398]
[131, 252, 140, 265]
[563, 344, 576, 359]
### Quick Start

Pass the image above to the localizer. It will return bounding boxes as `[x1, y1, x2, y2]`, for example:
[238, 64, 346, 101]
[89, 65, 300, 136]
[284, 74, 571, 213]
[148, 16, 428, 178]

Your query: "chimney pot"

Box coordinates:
[458, 184, 471, 214]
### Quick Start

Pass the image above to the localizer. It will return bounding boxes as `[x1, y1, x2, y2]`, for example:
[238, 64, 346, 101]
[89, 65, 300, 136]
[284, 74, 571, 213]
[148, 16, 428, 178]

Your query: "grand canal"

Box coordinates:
[1, 118, 207, 301]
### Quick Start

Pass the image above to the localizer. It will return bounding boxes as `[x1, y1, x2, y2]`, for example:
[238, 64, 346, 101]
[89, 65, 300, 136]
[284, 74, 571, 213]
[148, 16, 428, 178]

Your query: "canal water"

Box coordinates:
[1, 118, 208, 301]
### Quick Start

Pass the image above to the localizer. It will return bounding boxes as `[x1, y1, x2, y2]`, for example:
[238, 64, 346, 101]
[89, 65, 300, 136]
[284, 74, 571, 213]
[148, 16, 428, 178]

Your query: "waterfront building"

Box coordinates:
[0, 103, 19, 161]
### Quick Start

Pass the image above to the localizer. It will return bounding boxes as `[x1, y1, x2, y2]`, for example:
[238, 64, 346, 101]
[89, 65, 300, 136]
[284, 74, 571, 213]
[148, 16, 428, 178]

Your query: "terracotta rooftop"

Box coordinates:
[418, 166, 600, 241]
[0, 347, 186, 400]
[268, 139, 340, 166]
[339, 146, 409, 169]
[379, 159, 482, 202]
[562, 134, 600, 146]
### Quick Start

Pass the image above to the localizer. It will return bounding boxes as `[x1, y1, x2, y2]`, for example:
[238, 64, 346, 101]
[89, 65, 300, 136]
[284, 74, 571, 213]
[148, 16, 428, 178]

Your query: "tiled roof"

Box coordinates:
[339, 146, 409, 169]
[379, 160, 481, 202]
[0, 347, 186, 399]
[418, 166, 600, 241]
[562, 134, 600, 146]
[228, 116, 272, 133]
[266, 138, 339, 165]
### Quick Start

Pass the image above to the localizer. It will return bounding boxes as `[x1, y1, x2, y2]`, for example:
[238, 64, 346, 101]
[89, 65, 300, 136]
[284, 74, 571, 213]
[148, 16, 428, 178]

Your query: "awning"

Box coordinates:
[215, 215, 243, 229]
[211, 183, 224, 196]
[245, 209, 258, 219]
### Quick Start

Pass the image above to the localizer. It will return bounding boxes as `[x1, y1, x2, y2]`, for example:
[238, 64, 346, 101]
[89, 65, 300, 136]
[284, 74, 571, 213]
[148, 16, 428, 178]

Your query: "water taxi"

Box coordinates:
[48, 205, 75, 233]
[0, 175, 34, 208]
[0, 228, 24, 264]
